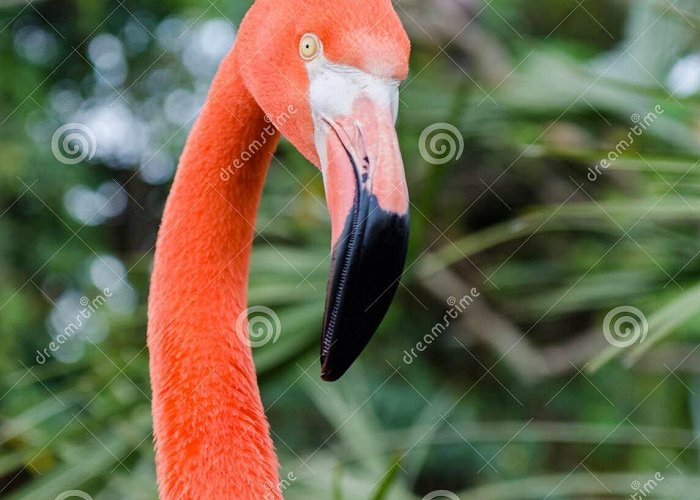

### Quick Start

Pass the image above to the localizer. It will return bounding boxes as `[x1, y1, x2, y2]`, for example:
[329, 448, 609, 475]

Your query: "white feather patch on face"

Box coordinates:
[305, 55, 400, 170]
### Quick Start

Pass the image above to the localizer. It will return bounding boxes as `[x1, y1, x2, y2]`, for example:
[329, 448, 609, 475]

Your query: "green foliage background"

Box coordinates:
[1, 0, 700, 498]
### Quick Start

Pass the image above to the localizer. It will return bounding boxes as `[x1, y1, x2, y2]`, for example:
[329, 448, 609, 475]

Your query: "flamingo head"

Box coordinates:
[237, 0, 411, 380]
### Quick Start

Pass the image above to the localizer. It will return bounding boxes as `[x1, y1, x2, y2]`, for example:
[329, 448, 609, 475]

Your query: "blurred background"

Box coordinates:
[2, 0, 700, 498]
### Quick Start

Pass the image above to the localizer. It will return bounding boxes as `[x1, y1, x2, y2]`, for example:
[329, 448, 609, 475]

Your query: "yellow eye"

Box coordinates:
[299, 33, 320, 60]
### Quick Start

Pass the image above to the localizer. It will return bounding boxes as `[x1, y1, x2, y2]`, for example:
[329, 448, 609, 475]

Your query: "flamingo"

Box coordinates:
[147, 0, 410, 497]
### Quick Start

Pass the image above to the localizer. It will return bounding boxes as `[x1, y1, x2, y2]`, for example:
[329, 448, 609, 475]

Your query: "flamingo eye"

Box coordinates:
[299, 33, 320, 60]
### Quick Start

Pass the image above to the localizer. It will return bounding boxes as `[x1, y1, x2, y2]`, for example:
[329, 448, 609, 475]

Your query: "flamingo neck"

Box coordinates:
[147, 52, 281, 499]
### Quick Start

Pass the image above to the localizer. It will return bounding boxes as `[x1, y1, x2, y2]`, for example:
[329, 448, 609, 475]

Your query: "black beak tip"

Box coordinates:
[319, 355, 335, 381]
[319, 204, 409, 382]
[320, 348, 358, 381]
[320, 365, 340, 382]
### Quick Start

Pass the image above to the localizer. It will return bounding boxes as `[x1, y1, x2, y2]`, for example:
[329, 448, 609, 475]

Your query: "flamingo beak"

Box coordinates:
[315, 90, 409, 381]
